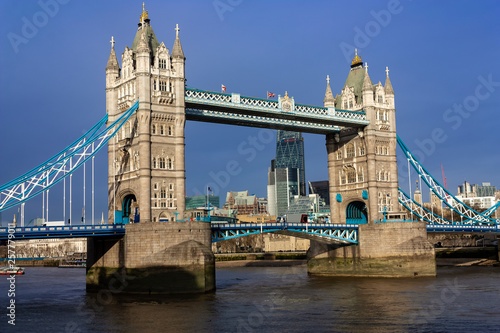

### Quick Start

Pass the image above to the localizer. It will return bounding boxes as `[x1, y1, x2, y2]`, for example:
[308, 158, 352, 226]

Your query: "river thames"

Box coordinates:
[1, 264, 499, 332]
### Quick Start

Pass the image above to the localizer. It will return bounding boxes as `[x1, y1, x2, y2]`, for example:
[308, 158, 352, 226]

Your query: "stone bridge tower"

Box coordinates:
[324, 50, 400, 224]
[105, 5, 186, 224]
[308, 51, 435, 278]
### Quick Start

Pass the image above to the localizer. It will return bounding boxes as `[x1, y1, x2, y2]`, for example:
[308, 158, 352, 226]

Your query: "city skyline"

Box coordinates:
[1, 1, 499, 223]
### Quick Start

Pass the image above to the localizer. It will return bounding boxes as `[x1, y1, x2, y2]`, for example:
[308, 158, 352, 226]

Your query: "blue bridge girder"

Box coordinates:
[211, 222, 359, 244]
[185, 88, 369, 134]
[0, 224, 126, 240]
[1, 222, 498, 242]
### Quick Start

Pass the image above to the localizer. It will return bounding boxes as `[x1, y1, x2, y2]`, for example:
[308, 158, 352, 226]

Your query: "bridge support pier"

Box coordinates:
[307, 222, 436, 277]
[86, 221, 215, 294]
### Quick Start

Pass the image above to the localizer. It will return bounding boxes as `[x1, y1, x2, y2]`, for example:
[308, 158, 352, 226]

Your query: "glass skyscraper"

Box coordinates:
[267, 131, 306, 217]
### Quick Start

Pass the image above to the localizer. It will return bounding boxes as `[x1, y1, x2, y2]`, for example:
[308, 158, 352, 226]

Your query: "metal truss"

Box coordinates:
[397, 136, 497, 224]
[185, 88, 369, 132]
[0, 224, 126, 240]
[211, 222, 358, 244]
[0, 101, 139, 212]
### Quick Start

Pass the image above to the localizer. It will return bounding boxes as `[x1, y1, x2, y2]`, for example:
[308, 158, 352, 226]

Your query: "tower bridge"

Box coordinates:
[1, 5, 499, 293]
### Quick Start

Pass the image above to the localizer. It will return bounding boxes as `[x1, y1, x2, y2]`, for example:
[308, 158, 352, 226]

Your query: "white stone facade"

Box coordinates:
[106, 9, 186, 223]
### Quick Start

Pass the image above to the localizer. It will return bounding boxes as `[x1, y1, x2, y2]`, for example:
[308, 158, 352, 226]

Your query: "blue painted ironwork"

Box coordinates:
[397, 135, 498, 224]
[0, 101, 139, 212]
[185, 88, 369, 134]
[427, 224, 500, 233]
[0, 224, 126, 240]
[346, 201, 368, 224]
[211, 222, 359, 244]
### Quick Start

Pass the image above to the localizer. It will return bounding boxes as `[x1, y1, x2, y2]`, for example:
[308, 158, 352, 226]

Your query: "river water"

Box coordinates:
[1, 264, 499, 332]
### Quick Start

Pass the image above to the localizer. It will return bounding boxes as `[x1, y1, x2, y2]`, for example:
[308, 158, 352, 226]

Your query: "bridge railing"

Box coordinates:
[186, 88, 368, 122]
[0, 224, 126, 234]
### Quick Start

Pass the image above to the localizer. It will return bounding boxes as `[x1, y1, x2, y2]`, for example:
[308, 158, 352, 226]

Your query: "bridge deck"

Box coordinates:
[185, 88, 369, 134]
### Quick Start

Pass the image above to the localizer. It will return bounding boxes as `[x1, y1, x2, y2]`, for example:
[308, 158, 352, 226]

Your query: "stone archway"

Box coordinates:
[122, 194, 137, 224]
[346, 201, 367, 224]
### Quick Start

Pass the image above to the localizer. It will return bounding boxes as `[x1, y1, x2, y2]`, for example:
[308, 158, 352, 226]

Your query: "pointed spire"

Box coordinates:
[106, 36, 119, 71]
[362, 67, 373, 91]
[172, 24, 185, 59]
[384, 66, 394, 95]
[324, 75, 335, 107]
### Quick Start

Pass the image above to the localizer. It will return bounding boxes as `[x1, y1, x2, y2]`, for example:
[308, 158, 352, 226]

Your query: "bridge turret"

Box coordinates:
[171, 24, 185, 78]
[362, 64, 374, 107]
[384, 67, 395, 108]
[105, 36, 120, 118]
[323, 75, 335, 108]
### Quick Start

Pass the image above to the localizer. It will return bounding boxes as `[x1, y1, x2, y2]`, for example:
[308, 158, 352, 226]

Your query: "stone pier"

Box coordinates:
[307, 221, 436, 277]
[86, 221, 215, 294]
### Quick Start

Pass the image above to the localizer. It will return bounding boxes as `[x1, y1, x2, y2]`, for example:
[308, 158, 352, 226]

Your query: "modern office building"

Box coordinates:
[308, 180, 330, 206]
[267, 130, 306, 217]
[185, 195, 220, 210]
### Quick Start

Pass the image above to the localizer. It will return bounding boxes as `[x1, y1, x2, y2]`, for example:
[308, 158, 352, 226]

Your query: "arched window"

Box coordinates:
[167, 158, 172, 169]
[159, 157, 165, 169]
[359, 146, 365, 156]
[153, 80, 157, 90]
[168, 126, 172, 136]
[346, 144, 355, 158]
[347, 167, 356, 183]
[160, 125, 164, 135]
[358, 169, 364, 182]
[337, 150, 342, 160]
[152, 157, 157, 169]
[154, 193, 158, 207]
[160, 189, 166, 199]
[152, 124, 156, 134]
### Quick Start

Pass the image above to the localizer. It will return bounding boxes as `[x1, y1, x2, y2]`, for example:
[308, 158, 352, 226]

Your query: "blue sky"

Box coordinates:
[0, 0, 499, 224]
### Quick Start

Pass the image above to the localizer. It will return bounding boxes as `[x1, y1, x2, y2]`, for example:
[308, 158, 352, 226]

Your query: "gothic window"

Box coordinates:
[160, 125, 164, 135]
[358, 169, 364, 182]
[337, 150, 342, 160]
[153, 80, 157, 90]
[160, 189, 166, 199]
[343, 101, 347, 109]
[383, 146, 388, 155]
[169, 202, 173, 208]
[378, 95, 383, 103]
[152, 157, 157, 168]
[359, 146, 365, 156]
[168, 126, 172, 136]
[347, 168, 356, 183]
[349, 100, 353, 108]
[153, 183, 158, 190]
[375, 146, 379, 155]
[152, 124, 156, 134]
[167, 158, 172, 170]
[169, 193, 173, 199]
[159, 157, 165, 169]
[161, 201, 166, 208]
[346, 144, 355, 158]
[154, 193, 158, 207]
[169, 82, 173, 91]
[159, 59, 167, 69]
[169, 183, 173, 191]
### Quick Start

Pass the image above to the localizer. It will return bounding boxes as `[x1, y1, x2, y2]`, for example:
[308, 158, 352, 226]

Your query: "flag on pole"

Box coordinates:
[267, 91, 275, 98]
[208, 187, 212, 192]
[221, 84, 226, 93]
